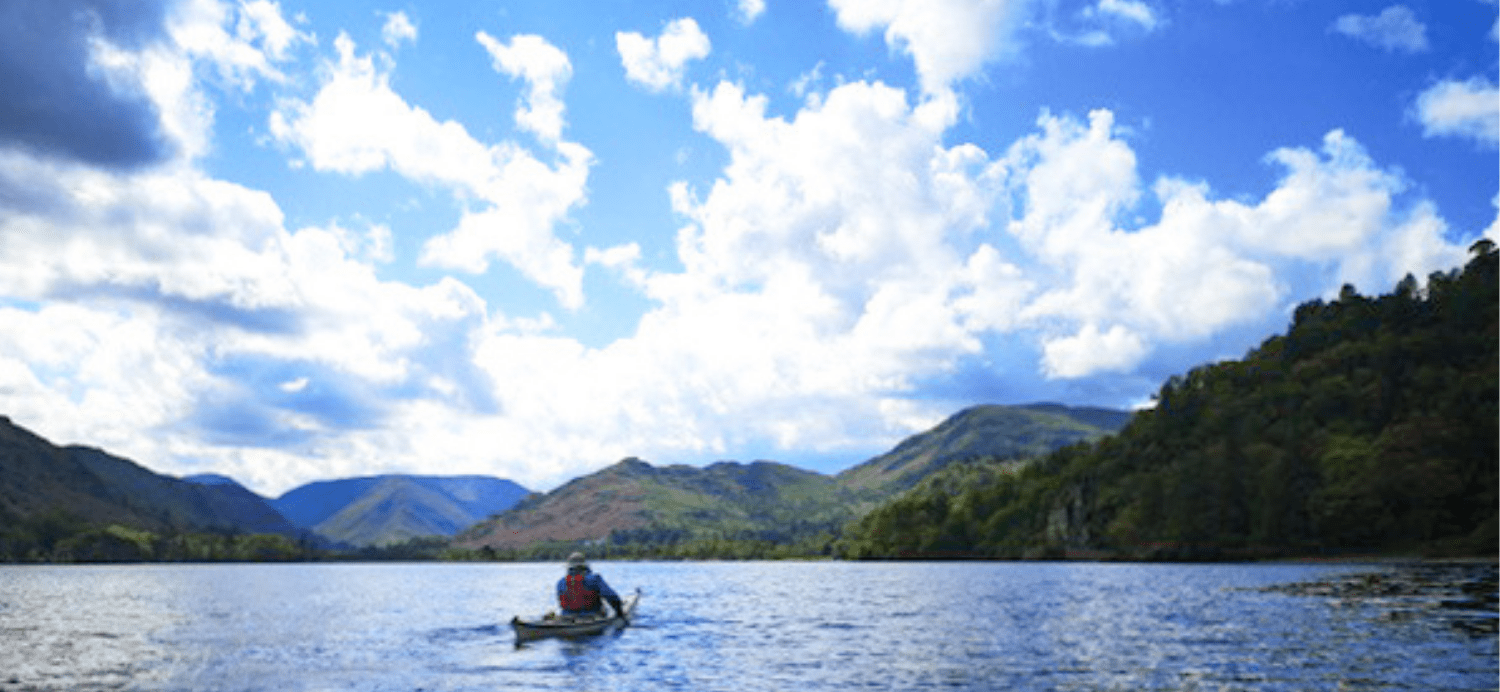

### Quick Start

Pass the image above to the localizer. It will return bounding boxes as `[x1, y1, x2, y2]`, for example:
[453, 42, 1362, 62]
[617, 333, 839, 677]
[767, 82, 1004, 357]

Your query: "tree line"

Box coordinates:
[0, 509, 319, 563]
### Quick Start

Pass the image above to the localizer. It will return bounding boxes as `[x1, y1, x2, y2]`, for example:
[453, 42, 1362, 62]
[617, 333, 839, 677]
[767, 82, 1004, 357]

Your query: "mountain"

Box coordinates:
[455, 403, 1130, 556]
[838, 244, 1499, 560]
[455, 458, 853, 555]
[0, 416, 301, 539]
[837, 403, 1131, 495]
[273, 475, 529, 547]
[174, 473, 305, 537]
[182, 473, 242, 487]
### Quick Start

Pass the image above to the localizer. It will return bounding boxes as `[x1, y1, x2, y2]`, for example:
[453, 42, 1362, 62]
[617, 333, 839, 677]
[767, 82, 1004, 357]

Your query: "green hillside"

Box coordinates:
[273, 474, 530, 547]
[837, 404, 1129, 496]
[0, 417, 312, 562]
[838, 243, 1499, 560]
[455, 404, 1128, 559]
[455, 458, 854, 558]
[313, 477, 481, 547]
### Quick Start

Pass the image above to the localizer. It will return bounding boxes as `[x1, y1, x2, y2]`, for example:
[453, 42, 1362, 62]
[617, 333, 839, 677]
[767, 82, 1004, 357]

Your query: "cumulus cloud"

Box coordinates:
[0, 0, 173, 167]
[381, 10, 417, 48]
[0, 142, 505, 490]
[441, 81, 1473, 471]
[1042, 323, 1148, 378]
[617, 18, 711, 92]
[736, 0, 767, 24]
[1332, 5, 1429, 53]
[476, 32, 572, 142]
[829, 0, 1032, 94]
[270, 33, 592, 309]
[1093, 0, 1159, 30]
[170, 0, 312, 91]
[1414, 77, 1500, 147]
[439, 78, 1022, 458]
[1048, 0, 1164, 47]
[1005, 114, 1466, 378]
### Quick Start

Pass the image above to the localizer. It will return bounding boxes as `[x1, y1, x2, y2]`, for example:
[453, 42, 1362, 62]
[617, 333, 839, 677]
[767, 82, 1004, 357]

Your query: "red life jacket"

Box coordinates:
[559, 573, 600, 612]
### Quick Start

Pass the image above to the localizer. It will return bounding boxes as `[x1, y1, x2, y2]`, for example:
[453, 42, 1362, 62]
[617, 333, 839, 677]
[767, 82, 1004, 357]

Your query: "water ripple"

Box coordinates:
[0, 561, 1494, 691]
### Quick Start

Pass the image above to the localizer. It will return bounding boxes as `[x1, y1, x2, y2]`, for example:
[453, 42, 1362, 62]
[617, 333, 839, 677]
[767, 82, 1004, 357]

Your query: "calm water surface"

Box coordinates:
[0, 561, 1494, 691]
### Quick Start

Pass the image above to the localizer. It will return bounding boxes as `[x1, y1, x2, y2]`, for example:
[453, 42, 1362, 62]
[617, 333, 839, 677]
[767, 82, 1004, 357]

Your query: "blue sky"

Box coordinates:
[0, 0, 1495, 495]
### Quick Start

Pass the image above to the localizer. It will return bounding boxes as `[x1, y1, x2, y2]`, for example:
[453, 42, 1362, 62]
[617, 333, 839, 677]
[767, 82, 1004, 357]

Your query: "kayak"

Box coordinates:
[511, 588, 641, 644]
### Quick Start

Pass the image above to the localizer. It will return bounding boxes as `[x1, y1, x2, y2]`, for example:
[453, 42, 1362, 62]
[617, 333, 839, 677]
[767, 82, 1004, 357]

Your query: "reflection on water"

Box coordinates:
[0, 561, 1494, 691]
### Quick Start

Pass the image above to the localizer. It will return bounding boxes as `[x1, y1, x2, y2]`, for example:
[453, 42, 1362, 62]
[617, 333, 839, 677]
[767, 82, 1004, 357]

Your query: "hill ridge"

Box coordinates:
[273, 474, 529, 547]
[0, 418, 303, 540]
[456, 403, 1128, 555]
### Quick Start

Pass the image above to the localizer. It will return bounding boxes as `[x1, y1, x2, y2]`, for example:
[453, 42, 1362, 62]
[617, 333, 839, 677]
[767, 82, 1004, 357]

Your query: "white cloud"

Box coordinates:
[789, 61, 825, 100]
[1000, 112, 1467, 378]
[617, 18, 711, 92]
[476, 32, 572, 142]
[0, 145, 507, 492]
[829, 0, 1032, 94]
[1042, 323, 1147, 378]
[170, 0, 311, 91]
[270, 33, 592, 309]
[1042, 0, 1166, 49]
[1487, 195, 1500, 244]
[86, 0, 311, 162]
[1332, 5, 1429, 53]
[737, 0, 767, 24]
[1093, 0, 1160, 32]
[238, 0, 304, 59]
[0, 150, 293, 309]
[268, 34, 493, 183]
[584, 243, 649, 288]
[1414, 77, 1500, 147]
[621, 79, 1018, 437]
[381, 11, 417, 48]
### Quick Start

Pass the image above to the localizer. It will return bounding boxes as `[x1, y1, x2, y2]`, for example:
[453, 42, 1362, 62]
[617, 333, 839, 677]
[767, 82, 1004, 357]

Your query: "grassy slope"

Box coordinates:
[312, 477, 478, 547]
[456, 404, 1128, 553]
[276, 475, 531, 547]
[837, 404, 1130, 498]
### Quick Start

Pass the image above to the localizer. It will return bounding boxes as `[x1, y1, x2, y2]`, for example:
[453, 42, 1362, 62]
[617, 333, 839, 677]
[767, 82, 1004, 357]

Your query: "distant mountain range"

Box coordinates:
[1, 401, 1127, 557]
[455, 403, 1129, 553]
[456, 457, 849, 551]
[0, 415, 530, 550]
[271, 475, 530, 547]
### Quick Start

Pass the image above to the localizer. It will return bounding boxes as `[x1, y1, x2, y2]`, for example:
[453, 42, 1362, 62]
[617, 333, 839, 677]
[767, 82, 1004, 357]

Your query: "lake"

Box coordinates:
[0, 561, 1494, 691]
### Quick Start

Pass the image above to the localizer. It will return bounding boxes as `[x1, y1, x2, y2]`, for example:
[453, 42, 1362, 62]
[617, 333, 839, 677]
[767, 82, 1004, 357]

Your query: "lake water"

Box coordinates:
[0, 561, 1494, 691]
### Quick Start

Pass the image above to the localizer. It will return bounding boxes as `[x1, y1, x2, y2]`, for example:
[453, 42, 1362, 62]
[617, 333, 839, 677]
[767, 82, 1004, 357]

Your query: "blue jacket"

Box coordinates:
[556, 570, 621, 615]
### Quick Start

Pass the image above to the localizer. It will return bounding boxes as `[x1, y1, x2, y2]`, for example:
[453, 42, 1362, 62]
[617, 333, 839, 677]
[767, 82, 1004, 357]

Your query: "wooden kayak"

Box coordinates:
[511, 588, 641, 644]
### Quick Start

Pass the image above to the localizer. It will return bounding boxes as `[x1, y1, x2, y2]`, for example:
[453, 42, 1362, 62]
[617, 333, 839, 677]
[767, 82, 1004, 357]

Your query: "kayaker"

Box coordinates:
[557, 552, 626, 622]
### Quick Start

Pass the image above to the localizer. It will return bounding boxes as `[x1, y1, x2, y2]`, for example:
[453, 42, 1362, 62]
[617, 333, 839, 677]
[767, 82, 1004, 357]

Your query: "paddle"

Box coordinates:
[615, 588, 642, 626]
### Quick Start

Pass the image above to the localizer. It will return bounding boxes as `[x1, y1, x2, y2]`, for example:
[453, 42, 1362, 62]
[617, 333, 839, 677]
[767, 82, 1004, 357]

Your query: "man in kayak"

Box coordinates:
[557, 552, 626, 622]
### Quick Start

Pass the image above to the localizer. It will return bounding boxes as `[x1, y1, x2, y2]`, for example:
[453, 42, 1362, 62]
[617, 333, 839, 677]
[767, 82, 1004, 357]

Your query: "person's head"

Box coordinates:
[566, 551, 588, 573]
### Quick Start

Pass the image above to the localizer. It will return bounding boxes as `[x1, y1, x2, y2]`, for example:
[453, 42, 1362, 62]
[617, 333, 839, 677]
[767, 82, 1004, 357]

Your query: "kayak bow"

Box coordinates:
[511, 588, 641, 644]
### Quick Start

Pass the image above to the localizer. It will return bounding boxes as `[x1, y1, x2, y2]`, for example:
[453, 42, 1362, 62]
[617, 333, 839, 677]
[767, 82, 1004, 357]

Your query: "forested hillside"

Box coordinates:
[0, 418, 315, 562]
[839, 242, 1498, 560]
